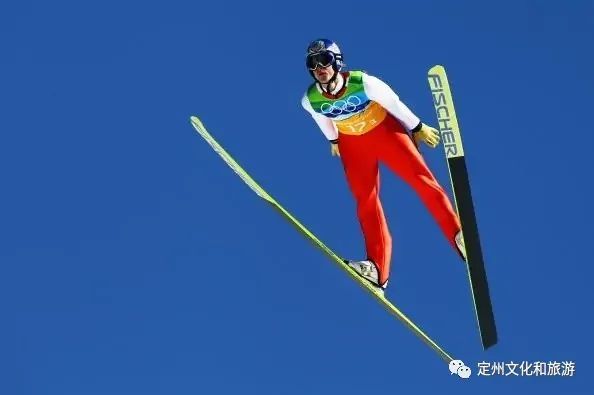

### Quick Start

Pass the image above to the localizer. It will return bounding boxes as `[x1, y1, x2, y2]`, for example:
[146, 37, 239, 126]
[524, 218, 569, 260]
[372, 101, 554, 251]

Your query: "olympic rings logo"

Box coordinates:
[320, 95, 362, 116]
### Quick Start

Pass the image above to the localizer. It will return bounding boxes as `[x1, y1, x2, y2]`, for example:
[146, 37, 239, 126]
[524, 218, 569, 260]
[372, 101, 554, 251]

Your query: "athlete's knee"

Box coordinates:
[355, 192, 380, 215]
[351, 183, 377, 203]
[413, 174, 448, 195]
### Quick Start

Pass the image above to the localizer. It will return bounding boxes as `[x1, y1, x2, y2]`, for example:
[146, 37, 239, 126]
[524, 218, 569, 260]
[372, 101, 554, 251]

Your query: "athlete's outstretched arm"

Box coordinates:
[363, 74, 440, 148]
[362, 73, 422, 131]
[301, 94, 338, 141]
[301, 94, 340, 156]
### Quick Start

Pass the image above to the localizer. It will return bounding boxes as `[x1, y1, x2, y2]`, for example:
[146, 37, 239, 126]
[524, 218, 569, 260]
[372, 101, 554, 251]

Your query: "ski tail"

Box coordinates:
[190, 115, 457, 363]
[427, 66, 498, 349]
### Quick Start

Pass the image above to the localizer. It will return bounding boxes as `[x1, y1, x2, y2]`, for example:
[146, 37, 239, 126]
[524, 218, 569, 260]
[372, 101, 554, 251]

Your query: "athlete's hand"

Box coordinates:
[413, 124, 440, 148]
[330, 143, 340, 157]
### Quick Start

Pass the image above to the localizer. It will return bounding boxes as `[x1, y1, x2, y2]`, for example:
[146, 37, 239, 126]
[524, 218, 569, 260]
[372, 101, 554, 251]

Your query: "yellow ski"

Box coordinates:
[427, 65, 498, 349]
[190, 115, 456, 363]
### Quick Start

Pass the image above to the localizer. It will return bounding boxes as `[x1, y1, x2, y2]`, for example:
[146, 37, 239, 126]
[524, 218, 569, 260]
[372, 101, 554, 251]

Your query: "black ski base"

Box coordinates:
[449, 156, 498, 349]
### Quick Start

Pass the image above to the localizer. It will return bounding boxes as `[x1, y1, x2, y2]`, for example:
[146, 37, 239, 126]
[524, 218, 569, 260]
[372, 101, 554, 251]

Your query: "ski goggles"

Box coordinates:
[306, 51, 337, 70]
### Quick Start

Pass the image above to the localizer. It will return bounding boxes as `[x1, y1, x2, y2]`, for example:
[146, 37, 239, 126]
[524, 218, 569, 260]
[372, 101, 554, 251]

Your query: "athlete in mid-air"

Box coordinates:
[301, 38, 466, 294]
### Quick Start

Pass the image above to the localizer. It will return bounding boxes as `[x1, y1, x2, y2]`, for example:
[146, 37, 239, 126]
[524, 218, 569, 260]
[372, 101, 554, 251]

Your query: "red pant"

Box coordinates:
[338, 115, 461, 286]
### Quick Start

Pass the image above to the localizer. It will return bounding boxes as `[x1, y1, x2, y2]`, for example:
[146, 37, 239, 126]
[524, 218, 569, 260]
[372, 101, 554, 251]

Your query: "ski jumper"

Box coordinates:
[302, 70, 461, 287]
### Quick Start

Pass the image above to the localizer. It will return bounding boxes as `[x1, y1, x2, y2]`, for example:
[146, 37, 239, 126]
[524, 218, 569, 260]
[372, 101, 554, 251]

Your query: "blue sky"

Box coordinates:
[1, 0, 592, 393]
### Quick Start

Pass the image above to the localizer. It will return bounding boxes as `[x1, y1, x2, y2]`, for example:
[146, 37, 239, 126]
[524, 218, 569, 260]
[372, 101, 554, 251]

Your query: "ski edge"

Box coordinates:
[190, 115, 457, 363]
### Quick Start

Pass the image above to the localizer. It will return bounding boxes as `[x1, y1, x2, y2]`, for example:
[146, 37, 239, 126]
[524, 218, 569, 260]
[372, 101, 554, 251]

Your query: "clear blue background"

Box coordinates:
[2, 0, 592, 393]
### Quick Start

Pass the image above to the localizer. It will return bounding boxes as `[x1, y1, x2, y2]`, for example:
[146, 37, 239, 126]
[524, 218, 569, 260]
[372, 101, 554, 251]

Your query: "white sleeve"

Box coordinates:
[301, 94, 339, 141]
[363, 73, 421, 131]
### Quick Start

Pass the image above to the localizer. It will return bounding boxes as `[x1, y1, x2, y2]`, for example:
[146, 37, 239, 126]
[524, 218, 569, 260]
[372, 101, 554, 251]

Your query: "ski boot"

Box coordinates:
[344, 259, 387, 296]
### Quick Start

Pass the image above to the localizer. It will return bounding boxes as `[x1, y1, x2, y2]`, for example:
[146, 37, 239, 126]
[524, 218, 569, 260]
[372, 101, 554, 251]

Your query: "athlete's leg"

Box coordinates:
[377, 117, 462, 253]
[338, 133, 392, 286]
